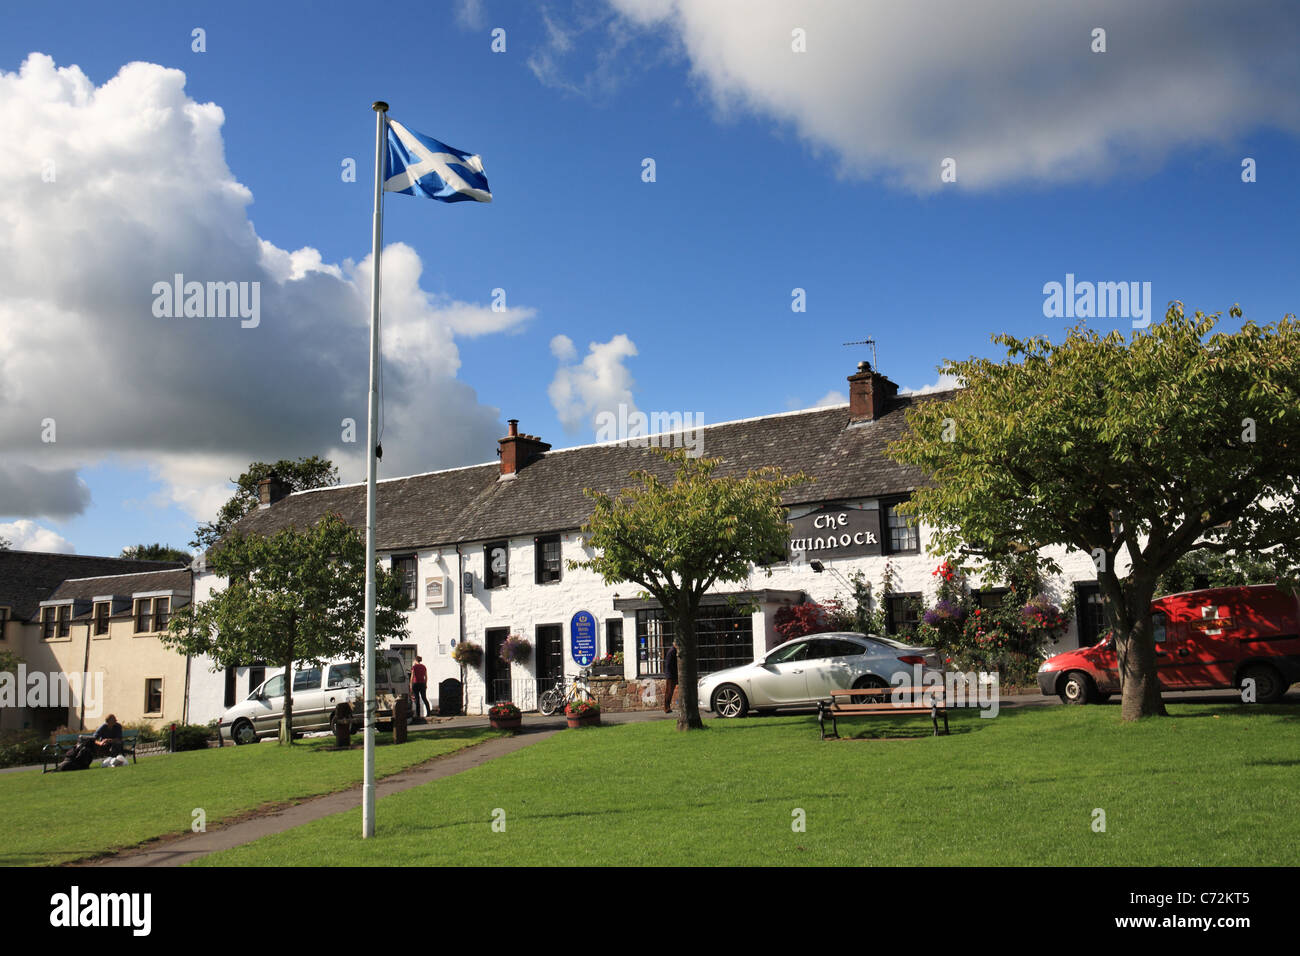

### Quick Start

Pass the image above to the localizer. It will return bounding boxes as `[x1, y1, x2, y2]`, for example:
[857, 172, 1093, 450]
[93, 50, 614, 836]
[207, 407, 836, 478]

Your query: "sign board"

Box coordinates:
[425, 575, 448, 609]
[788, 504, 883, 560]
[570, 610, 597, 666]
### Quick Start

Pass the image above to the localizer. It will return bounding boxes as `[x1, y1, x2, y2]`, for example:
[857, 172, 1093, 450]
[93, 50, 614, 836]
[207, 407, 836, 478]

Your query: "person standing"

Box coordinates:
[410, 656, 431, 720]
[663, 640, 678, 714]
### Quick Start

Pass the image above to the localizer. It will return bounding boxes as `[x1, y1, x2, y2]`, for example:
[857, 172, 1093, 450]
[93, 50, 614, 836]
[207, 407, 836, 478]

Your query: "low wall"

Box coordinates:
[587, 676, 670, 713]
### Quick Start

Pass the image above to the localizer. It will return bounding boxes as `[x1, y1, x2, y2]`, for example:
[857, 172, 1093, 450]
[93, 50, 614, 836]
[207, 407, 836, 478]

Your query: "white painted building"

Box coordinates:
[187, 364, 1104, 721]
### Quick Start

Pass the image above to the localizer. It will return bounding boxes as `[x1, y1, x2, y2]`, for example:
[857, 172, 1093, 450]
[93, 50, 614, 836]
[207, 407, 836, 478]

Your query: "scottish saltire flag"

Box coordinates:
[384, 120, 492, 203]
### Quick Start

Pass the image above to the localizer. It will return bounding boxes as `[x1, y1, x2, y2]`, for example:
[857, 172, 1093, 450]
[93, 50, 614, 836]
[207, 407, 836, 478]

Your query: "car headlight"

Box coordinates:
[1038, 661, 1057, 673]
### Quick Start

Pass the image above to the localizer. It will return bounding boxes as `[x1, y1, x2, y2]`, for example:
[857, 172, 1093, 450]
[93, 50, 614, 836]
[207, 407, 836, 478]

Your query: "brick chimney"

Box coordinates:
[498, 420, 551, 477]
[847, 361, 899, 422]
[256, 475, 290, 508]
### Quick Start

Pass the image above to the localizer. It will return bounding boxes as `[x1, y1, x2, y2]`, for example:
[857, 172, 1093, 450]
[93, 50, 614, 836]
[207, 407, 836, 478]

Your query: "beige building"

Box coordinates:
[1, 551, 190, 734]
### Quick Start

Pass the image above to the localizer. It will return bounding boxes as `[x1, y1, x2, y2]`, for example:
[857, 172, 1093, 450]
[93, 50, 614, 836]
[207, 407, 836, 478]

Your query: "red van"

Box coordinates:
[1038, 584, 1300, 704]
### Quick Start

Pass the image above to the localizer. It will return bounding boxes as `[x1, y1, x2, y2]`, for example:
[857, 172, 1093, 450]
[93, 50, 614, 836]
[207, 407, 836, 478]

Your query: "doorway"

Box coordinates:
[484, 628, 511, 704]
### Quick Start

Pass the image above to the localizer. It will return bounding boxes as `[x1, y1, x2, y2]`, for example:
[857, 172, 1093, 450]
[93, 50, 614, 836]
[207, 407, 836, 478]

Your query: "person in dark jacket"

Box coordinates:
[663, 640, 678, 714]
[93, 714, 124, 757]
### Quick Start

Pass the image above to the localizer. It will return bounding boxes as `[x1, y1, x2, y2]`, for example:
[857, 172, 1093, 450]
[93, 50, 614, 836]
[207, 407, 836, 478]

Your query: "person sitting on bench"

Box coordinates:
[93, 713, 124, 758]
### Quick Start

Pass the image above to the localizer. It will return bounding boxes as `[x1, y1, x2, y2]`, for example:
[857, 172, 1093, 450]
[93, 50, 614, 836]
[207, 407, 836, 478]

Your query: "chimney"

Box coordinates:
[256, 475, 290, 508]
[847, 361, 899, 422]
[498, 419, 551, 477]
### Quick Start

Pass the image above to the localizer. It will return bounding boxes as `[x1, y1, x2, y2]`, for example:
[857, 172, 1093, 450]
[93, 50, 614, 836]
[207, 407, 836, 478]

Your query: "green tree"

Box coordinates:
[1157, 549, 1300, 596]
[164, 512, 409, 743]
[571, 449, 808, 730]
[120, 543, 193, 563]
[191, 456, 339, 553]
[888, 304, 1300, 720]
[0, 649, 21, 674]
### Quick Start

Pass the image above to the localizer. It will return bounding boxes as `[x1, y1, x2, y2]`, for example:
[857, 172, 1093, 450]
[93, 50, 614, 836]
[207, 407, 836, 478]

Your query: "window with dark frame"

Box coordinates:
[635, 606, 753, 678]
[484, 541, 509, 589]
[41, 606, 56, 640]
[534, 535, 562, 584]
[154, 597, 170, 632]
[882, 497, 920, 554]
[224, 666, 237, 707]
[93, 602, 110, 636]
[392, 555, 418, 609]
[974, 588, 1009, 610]
[134, 598, 153, 634]
[57, 604, 71, 638]
[144, 678, 163, 714]
[886, 593, 923, 638]
[606, 618, 623, 656]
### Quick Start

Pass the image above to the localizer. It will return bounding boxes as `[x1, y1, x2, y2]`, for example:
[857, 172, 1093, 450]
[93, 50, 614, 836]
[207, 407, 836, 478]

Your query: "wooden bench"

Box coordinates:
[41, 729, 140, 772]
[817, 686, 949, 739]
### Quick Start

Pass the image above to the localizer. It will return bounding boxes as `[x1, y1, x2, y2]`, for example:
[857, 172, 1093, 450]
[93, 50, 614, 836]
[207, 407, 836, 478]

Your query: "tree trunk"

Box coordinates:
[1101, 570, 1167, 720]
[281, 654, 294, 744]
[674, 603, 705, 731]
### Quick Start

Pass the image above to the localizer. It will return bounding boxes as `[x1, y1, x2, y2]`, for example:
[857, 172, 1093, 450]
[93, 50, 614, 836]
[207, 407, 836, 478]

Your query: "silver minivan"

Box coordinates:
[219, 652, 409, 744]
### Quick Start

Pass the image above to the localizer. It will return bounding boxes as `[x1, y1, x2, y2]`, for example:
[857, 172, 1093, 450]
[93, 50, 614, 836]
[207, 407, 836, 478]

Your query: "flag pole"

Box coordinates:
[363, 99, 388, 839]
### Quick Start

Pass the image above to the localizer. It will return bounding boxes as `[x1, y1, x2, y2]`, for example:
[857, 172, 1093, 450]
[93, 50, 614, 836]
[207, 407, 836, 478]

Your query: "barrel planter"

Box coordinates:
[565, 711, 601, 729]
[490, 715, 523, 732]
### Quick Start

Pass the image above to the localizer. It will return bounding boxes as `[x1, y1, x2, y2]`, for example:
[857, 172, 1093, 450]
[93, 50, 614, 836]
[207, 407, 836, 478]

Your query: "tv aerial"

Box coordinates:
[842, 337, 877, 370]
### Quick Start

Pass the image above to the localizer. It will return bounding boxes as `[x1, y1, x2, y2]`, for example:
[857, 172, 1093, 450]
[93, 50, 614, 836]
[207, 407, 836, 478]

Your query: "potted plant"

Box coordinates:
[565, 697, 601, 728]
[589, 651, 623, 677]
[488, 701, 522, 732]
[499, 634, 532, 666]
[452, 640, 483, 669]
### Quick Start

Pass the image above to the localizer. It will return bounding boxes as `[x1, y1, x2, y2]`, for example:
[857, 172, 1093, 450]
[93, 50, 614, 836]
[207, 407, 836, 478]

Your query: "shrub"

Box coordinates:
[168, 723, 216, 752]
[0, 730, 48, 769]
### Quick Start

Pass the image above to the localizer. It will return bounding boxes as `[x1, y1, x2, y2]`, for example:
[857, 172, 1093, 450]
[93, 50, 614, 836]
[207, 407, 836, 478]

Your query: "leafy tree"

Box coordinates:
[889, 304, 1300, 720]
[120, 543, 192, 563]
[164, 512, 409, 743]
[571, 449, 808, 730]
[0, 649, 21, 674]
[1157, 548, 1299, 596]
[191, 456, 339, 553]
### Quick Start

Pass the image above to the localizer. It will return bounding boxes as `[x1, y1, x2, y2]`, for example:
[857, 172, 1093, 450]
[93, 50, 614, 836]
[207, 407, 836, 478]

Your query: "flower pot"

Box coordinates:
[490, 715, 522, 731]
[589, 665, 622, 677]
[565, 712, 601, 728]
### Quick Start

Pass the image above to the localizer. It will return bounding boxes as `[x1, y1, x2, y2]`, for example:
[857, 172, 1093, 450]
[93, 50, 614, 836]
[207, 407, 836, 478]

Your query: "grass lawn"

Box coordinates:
[198, 702, 1300, 866]
[0, 726, 501, 866]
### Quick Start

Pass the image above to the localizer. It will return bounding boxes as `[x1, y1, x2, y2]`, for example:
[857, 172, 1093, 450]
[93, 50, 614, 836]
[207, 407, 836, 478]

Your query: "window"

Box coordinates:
[812, 638, 864, 659]
[1075, 583, 1106, 646]
[974, 588, 1009, 610]
[1152, 611, 1168, 644]
[293, 668, 322, 692]
[260, 674, 285, 698]
[57, 604, 71, 638]
[484, 541, 509, 589]
[882, 498, 920, 554]
[248, 664, 266, 694]
[535, 535, 562, 584]
[41, 606, 56, 640]
[224, 666, 237, 707]
[154, 597, 170, 631]
[327, 662, 361, 689]
[392, 555, 418, 609]
[606, 618, 623, 657]
[0, 606, 10, 632]
[93, 602, 110, 636]
[766, 641, 813, 665]
[636, 605, 753, 677]
[144, 678, 163, 714]
[886, 593, 922, 638]
[134, 599, 153, 634]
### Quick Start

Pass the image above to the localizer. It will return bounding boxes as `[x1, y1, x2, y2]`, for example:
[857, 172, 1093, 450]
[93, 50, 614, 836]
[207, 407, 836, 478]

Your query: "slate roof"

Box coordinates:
[227, 393, 951, 553]
[0, 552, 187, 622]
[46, 569, 193, 617]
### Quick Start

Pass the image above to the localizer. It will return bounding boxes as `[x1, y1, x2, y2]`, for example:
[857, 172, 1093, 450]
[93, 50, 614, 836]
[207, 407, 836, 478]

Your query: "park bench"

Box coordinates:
[817, 685, 950, 739]
[41, 729, 140, 772]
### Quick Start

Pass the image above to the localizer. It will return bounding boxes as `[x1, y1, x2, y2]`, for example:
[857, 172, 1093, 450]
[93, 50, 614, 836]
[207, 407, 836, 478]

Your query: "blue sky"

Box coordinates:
[1, 0, 1297, 557]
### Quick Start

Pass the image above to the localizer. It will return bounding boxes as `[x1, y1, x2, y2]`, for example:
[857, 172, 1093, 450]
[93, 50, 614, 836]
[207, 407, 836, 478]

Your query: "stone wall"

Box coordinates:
[587, 676, 668, 713]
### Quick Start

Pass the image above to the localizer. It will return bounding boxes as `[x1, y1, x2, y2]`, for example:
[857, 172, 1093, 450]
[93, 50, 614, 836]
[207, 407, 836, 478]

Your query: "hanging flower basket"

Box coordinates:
[499, 634, 533, 665]
[452, 641, 483, 669]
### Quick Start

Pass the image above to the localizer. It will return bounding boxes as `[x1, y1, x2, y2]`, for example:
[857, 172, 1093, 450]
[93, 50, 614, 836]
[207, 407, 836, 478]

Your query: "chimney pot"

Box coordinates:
[508, 419, 519, 437]
[847, 363, 899, 423]
[498, 420, 551, 476]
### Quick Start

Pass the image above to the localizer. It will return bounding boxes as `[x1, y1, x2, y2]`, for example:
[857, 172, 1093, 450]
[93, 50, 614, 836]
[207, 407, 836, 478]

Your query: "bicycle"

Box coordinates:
[537, 668, 592, 716]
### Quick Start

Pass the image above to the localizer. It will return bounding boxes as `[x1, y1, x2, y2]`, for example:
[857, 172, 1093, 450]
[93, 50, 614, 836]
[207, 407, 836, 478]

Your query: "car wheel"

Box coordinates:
[711, 684, 748, 718]
[850, 674, 888, 704]
[1059, 671, 1095, 705]
[231, 719, 258, 745]
[1240, 664, 1286, 704]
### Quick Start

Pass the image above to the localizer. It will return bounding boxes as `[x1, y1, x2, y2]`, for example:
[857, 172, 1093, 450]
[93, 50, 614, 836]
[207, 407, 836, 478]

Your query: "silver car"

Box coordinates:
[699, 632, 943, 718]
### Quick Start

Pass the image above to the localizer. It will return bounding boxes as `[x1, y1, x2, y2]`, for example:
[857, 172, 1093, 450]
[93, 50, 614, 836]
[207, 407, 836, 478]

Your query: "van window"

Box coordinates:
[294, 668, 322, 691]
[328, 662, 361, 688]
[1152, 611, 1167, 644]
[261, 675, 285, 698]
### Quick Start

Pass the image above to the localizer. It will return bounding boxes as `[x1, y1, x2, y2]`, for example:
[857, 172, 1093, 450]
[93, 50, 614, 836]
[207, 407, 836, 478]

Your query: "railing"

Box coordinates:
[487, 678, 541, 711]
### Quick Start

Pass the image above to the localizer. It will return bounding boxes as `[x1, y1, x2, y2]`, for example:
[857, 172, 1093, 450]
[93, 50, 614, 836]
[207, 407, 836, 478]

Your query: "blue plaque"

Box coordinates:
[571, 610, 597, 666]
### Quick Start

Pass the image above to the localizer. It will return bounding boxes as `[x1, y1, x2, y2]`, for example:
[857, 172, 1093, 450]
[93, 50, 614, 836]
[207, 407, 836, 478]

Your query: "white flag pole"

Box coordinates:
[363, 99, 388, 839]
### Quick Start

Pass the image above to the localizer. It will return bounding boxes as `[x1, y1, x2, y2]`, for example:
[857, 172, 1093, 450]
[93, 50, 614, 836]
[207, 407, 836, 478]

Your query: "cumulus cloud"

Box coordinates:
[0, 463, 91, 519]
[606, 0, 1300, 190]
[813, 390, 847, 408]
[0, 519, 76, 554]
[548, 334, 639, 433]
[456, 0, 487, 30]
[0, 54, 534, 523]
[901, 373, 964, 396]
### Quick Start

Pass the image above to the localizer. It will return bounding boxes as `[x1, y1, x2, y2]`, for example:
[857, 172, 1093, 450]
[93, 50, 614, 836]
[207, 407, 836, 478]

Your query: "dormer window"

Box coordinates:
[93, 602, 110, 636]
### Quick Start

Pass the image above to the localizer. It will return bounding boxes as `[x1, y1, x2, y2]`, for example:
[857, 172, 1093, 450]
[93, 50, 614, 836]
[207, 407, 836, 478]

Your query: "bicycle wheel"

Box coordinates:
[538, 689, 559, 716]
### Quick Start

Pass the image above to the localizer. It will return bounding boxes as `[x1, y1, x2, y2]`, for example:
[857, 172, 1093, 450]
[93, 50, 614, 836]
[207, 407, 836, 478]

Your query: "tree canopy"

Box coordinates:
[165, 512, 409, 743]
[571, 449, 808, 729]
[120, 543, 193, 564]
[888, 304, 1300, 719]
[191, 456, 338, 553]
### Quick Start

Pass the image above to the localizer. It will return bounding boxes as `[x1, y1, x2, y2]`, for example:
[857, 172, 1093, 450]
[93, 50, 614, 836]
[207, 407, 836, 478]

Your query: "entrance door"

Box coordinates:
[535, 624, 564, 700]
[484, 628, 511, 704]
[1075, 584, 1107, 646]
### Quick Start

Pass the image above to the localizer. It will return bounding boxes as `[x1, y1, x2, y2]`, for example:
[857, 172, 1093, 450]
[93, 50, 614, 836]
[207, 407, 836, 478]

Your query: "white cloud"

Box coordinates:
[0, 54, 533, 523]
[901, 373, 963, 396]
[813, 390, 847, 408]
[606, 0, 1300, 191]
[548, 334, 639, 433]
[456, 0, 487, 30]
[0, 519, 76, 553]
